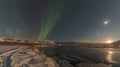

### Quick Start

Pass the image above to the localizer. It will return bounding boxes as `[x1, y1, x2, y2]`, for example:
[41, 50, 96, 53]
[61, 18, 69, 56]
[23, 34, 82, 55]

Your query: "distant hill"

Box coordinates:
[112, 40, 120, 45]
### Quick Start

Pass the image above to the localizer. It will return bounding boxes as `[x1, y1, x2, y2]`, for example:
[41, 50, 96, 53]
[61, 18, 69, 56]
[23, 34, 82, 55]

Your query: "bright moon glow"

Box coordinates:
[104, 21, 109, 25]
[106, 40, 113, 43]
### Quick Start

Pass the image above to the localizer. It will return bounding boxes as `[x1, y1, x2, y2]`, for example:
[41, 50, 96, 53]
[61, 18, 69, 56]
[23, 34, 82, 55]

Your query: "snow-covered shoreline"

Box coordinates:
[0, 46, 112, 67]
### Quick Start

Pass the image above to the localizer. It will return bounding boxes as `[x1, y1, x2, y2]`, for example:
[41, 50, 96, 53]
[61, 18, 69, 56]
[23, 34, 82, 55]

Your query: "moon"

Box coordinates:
[104, 21, 109, 25]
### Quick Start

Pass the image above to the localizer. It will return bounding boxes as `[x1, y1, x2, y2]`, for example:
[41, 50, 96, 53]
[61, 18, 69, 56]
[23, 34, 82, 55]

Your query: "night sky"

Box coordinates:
[0, 0, 120, 42]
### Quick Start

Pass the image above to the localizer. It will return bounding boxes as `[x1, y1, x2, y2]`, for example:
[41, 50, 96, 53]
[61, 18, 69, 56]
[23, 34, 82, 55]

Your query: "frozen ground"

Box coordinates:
[0, 46, 112, 67]
[0, 46, 60, 67]
[0, 45, 20, 54]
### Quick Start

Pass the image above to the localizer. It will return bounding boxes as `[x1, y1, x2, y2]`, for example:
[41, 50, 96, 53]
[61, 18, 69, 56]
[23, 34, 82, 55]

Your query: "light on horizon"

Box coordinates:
[106, 40, 113, 43]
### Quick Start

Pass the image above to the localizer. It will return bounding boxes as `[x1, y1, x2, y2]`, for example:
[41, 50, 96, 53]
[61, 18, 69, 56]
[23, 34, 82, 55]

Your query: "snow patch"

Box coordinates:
[11, 48, 59, 67]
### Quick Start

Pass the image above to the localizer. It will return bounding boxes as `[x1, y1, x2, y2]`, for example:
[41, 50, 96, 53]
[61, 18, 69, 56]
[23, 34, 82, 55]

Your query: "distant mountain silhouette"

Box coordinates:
[112, 40, 120, 45]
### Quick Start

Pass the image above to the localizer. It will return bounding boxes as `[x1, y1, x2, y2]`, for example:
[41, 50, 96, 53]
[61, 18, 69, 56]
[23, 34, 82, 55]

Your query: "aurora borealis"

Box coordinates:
[0, 0, 76, 41]
[0, 0, 25, 38]
[38, 0, 64, 41]
[38, 0, 76, 41]
[1, 0, 120, 42]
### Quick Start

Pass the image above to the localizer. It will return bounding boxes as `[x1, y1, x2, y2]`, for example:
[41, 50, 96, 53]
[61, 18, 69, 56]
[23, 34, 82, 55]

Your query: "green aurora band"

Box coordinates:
[38, 0, 75, 41]
[3, 0, 24, 38]
[5, 28, 21, 38]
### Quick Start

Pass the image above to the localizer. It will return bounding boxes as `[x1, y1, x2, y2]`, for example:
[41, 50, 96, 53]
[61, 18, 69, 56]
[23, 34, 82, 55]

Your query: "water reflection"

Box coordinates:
[106, 50, 118, 63]
[106, 51, 113, 62]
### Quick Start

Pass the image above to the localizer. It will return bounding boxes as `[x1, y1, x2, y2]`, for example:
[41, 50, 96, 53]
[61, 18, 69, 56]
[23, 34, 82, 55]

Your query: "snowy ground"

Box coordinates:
[0, 46, 112, 67]
[0, 45, 20, 54]
[0, 46, 26, 67]
[0, 46, 60, 67]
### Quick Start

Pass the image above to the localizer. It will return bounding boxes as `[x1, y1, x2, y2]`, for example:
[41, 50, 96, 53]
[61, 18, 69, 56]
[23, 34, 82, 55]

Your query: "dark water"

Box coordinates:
[43, 46, 120, 67]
